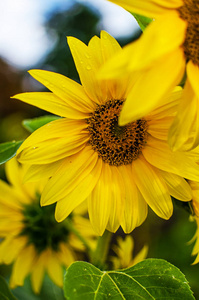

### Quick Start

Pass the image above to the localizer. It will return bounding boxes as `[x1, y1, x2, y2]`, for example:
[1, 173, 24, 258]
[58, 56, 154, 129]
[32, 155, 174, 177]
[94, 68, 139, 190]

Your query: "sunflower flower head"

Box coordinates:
[111, 235, 148, 270]
[12, 31, 199, 237]
[101, 1, 199, 151]
[0, 158, 95, 293]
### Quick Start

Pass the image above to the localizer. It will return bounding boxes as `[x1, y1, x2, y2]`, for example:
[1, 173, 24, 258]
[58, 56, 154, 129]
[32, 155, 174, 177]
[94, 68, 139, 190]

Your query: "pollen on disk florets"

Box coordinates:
[20, 196, 70, 253]
[178, 0, 199, 65]
[87, 99, 148, 166]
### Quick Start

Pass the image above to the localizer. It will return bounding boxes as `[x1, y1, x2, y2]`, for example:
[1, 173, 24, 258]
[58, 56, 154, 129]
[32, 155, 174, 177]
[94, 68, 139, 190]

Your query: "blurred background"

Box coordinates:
[0, 0, 198, 299]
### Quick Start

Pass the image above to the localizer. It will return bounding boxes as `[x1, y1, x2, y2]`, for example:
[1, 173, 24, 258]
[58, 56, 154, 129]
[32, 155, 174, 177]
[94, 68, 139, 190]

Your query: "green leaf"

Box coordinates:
[0, 141, 23, 165]
[132, 13, 152, 31]
[23, 115, 60, 133]
[64, 259, 195, 300]
[0, 276, 17, 300]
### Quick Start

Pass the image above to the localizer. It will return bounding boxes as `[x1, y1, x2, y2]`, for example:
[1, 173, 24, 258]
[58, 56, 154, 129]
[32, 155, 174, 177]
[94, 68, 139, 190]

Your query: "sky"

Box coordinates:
[0, 0, 138, 69]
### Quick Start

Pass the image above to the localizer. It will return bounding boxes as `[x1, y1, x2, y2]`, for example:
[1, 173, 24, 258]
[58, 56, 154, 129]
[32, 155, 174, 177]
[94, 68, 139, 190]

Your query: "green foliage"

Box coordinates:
[0, 276, 17, 300]
[132, 13, 152, 31]
[22, 115, 60, 133]
[64, 259, 195, 300]
[0, 140, 23, 165]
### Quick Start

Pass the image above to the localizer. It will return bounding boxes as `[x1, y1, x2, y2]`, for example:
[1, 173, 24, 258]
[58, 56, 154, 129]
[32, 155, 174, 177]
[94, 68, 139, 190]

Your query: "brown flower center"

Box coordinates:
[178, 0, 199, 65]
[87, 99, 148, 166]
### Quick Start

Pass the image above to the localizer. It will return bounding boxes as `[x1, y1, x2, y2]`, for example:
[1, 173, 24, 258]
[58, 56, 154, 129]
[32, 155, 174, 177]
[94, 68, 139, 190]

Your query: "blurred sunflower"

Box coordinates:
[13, 31, 199, 236]
[111, 235, 148, 269]
[0, 158, 95, 293]
[102, 0, 199, 150]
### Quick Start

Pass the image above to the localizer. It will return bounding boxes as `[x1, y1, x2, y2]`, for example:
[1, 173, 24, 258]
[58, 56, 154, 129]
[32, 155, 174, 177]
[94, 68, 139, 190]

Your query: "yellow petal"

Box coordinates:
[106, 166, 125, 233]
[109, 0, 182, 18]
[12, 92, 89, 119]
[147, 86, 182, 119]
[132, 156, 173, 219]
[55, 157, 102, 222]
[41, 147, 98, 205]
[47, 250, 63, 287]
[119, 165, 148, 233]
[23, 160, 62, 182]
[143, 137, 199, 181]
[67, 36, 104, 104]
[168, 79, 198, 151]
[148, 116, 174, 140]
[88, 162, 112, 236]
[0, 236, 27, 264]
[28, 69, 94, 111]
[31, 251, 46, 293]
[159, 170, 192, 201]
[119, 48, 185, 125]
[17, 119, 88, 164]
[10, 245, 37, 288]
[187, 60, 199, 99]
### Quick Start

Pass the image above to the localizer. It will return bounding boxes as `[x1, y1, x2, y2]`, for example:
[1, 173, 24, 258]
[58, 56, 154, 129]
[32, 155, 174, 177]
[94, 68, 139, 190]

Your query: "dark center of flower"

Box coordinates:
[20, 194, 71, 253]
[178, 0, 199, 65]
[87, 99, 148, 166]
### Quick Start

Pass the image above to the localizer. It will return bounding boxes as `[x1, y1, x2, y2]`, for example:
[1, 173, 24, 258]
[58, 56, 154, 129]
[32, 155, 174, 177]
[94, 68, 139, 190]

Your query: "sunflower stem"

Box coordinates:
[91, 230, 112, 269]
[64, 218, 93, 258]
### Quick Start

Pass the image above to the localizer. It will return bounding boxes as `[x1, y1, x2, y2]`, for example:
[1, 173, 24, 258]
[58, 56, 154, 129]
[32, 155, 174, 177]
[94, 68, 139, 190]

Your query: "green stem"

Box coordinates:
[91, 230, 112, 269]
[64, 218, 93, 259]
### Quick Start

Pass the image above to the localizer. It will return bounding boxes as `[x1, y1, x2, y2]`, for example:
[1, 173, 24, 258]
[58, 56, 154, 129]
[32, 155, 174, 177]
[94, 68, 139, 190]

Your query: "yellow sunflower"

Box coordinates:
[102, 0, 199, 150]
[111, 235, 148, 269]
[12, 31, 199, 237]
[0, 158, 95, 293]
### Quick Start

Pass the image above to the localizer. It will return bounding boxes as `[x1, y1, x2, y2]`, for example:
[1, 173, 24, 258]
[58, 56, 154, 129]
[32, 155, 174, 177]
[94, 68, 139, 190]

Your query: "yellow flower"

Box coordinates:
[0, 158, 95, 293]
[111, 235, 148, 269]
[102, 0, 199, 150]
[12, 31, 199, 236]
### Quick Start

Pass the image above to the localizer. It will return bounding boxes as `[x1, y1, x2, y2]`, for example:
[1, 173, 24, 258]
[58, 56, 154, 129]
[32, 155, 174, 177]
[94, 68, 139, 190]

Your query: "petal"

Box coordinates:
[41, 147, 98, 205]
[55, 156, 102, 222]
[28, 69, 94, 111]
[88, 162, 112, 236]
[143, 137, 199, 181]
[67, 36, 104, 104]
[159, 169, 192, 201]
[100, 31, 128, 100]
[100, 11, 186, 79]
[132, 156, 173, 219]
[23, 160, 63, 182]
[47, 250, 63, 287]
[31, 251, 46, 293]
[187, 60, 199, 99]
[148, 116, 174, 140]
[106, 166, 125, 233]
[17, 119, 88, 164]
[109, 0, 183, 18]
[119, 48, 185, 125]
[147, 86, 182, 119]
[119, 165, 148, 233]
[12, 92, 89, 119]
[10, 245, 37, 288]
[0, 236, 27, 264]
[168, 79, 198, 150]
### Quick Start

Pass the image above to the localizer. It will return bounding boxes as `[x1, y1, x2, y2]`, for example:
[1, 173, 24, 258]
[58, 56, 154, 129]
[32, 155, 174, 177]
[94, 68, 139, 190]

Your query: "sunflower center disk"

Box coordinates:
[21, 198, 70, 253]
[178, 0, 199, 65]
[87, 99, 148, 166]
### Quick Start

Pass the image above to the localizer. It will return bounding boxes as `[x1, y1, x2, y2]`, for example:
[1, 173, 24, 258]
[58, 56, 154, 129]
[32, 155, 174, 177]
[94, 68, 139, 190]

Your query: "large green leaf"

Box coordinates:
[0, 276, 17, 300]
[22, 115, 60, 133]
[64, 259, 195, 300]
[0, 141, 23, 165]
[132, 13, 152, 31]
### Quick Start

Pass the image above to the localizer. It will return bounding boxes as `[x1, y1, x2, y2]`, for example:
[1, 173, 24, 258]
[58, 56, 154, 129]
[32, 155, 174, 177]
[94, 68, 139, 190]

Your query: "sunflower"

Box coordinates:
[111, 235, 148, 269]
[12, 31, 199, 237]
[101, 0, 199, 150]
[0, 158, 95, 293]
